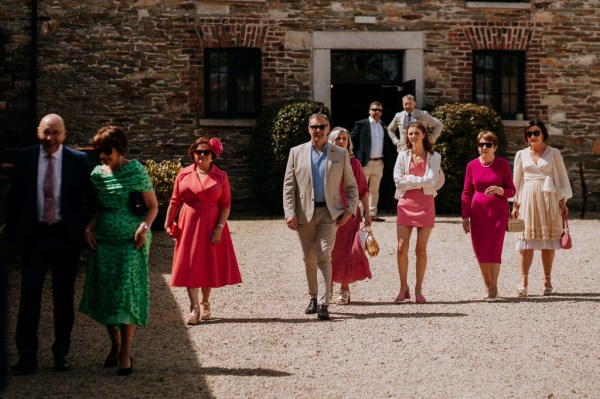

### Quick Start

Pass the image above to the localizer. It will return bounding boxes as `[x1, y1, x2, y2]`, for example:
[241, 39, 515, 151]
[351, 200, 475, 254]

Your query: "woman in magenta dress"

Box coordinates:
[164, 137, 241, 325]
[461, 131, 516, 302]
[328, 127, 372, 305]
[393, 122, 443, 304]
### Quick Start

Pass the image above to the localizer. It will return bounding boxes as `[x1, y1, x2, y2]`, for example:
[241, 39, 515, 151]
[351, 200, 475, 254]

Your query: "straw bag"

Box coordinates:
[506, 218, 525, 233]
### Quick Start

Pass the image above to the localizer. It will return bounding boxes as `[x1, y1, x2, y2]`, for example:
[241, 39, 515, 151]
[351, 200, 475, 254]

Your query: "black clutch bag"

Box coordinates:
[129, 191, 147, 215]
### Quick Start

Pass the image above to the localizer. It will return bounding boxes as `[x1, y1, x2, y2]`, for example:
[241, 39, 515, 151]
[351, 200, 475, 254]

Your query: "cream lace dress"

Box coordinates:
[513, 146, 572, 250]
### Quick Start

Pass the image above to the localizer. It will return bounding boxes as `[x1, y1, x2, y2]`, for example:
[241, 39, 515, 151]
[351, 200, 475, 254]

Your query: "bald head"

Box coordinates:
[37, 113, 67, 154]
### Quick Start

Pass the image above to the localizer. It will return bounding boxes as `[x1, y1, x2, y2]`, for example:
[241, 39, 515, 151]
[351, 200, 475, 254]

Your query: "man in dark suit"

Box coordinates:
[350, 101, 396, 221]
[6, 113, 91, 375]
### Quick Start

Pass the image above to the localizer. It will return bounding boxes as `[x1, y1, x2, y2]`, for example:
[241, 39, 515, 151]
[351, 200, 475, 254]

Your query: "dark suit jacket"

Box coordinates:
[350, 118, 396, 170]
[6, 144, 92, 252]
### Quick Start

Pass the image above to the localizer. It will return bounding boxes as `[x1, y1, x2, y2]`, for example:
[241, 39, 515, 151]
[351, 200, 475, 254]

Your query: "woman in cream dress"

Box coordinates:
[511, 120, 572, 298]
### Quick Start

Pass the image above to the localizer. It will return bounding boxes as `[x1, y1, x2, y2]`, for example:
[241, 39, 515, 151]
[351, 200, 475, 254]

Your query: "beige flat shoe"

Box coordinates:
[543, 275, 553, 296]
[200, 302, 211, 320]
[187, 305, 200, 325]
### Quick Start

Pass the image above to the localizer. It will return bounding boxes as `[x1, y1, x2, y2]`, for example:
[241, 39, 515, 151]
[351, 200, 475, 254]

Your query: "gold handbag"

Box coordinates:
[506, 218, 525, 233]
[365, 226, 380, 257]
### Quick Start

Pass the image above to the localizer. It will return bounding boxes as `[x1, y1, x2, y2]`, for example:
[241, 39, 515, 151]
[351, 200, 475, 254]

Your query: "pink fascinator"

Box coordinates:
[208, 137, 224, 158]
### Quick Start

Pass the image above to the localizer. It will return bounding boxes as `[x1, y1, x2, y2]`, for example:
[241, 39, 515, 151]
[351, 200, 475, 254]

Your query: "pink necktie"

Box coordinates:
[43, 155, 56, 224]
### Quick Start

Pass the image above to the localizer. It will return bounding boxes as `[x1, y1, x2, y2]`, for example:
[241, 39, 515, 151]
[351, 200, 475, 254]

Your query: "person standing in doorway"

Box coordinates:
[6, 113, 92, 375]
[350, 101, 395, 221]
[387, 94, 444, 152]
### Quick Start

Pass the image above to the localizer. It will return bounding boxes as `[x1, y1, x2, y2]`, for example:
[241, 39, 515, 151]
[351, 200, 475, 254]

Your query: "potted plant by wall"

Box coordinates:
[144, 159, 181, 230]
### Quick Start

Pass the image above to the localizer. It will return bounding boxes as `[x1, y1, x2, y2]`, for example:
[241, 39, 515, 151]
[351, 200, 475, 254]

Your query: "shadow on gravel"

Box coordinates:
[333, 312, 468, 319]
[199, 367, 292, 377]
[4, 233, 217, 399]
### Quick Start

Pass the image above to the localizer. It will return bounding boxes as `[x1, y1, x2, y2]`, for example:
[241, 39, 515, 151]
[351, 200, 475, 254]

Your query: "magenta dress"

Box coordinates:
[169, 164, 242, 288]
[461, 157, 516, 263]
[396, 155, 435, 228]
[332, 157, 372, 284]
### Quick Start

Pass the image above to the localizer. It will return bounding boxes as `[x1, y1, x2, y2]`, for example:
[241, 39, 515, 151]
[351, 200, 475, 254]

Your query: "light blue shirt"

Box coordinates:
[311, 143, 327, 203]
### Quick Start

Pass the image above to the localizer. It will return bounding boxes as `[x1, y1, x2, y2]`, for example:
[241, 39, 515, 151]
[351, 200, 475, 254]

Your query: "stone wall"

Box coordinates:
[1, 0, 599, 212]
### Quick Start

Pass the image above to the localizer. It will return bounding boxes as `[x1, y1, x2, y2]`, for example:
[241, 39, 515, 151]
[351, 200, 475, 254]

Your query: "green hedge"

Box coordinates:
[250, 100, 330, 213]
[431, 103, 506, 214]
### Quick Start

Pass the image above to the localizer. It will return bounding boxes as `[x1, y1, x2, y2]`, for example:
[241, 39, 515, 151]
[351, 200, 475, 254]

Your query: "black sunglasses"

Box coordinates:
[526, 130, 542, 138]
[95, 146, 113, 156]
[194, 149, 212, 156]
[309, 124, 329, 131]
[477, 142, 494, 148]
[370, 108, 382, 112]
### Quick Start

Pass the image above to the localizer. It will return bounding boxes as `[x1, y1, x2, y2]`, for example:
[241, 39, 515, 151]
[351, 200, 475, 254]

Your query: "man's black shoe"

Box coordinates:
[317, 305, 330, 320]
[305, 298, 318, 314]
[54, 354, 71, 372]
[11, 359, 38, 375]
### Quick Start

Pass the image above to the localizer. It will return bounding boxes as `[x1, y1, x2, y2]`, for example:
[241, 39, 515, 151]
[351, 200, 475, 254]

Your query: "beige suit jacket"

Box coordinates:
[283, 142, 359, 225]
[387, 109, 444, 150]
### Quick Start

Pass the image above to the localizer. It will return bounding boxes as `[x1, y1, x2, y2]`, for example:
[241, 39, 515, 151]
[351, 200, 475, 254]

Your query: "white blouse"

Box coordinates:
[513, 146, 573, 216]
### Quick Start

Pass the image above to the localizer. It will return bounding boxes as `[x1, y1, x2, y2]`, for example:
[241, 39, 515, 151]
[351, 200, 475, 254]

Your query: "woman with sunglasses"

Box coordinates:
[461, 131, 516, 302]
[511, 120, 572, 298]
[393, 121, 443, 303]
[327, 127, 372, 305]
[164, 137, 241, 324]
[81, 125, 158, 375]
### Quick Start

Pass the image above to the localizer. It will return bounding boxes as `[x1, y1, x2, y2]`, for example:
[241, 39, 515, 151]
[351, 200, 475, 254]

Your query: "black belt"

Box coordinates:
[314, 201, 327, 207]
[369, 157, 383, 161]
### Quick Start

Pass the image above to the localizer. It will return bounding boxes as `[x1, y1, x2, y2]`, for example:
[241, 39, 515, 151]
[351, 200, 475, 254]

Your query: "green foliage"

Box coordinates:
[431, 103, 506, 214]
[250, 100, 330, 213]
[144, 159, 181, 204]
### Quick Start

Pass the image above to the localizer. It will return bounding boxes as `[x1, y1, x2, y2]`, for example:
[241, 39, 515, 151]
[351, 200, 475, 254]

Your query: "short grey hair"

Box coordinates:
[328, 127, 353, 154]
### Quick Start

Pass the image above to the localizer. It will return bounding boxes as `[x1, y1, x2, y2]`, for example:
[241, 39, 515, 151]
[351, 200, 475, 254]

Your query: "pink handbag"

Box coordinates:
[560, 214, 572, 250]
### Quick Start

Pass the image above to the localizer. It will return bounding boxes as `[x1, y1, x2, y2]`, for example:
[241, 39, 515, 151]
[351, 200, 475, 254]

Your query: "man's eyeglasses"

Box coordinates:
[194, 149, 213, 156]
[309, 124, 329, 131]
[477, 142, 494, 148]
[370, 108, 382, 113]
[526, 130, 542, 138]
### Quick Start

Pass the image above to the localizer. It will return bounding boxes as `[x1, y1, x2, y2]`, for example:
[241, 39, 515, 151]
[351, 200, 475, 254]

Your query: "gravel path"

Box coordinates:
[3, 216, 600, 398]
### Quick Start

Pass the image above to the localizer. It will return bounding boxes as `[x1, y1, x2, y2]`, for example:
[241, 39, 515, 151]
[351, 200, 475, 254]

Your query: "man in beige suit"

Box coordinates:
[388, 94, 444, 152]
[283, 113, 359, 320]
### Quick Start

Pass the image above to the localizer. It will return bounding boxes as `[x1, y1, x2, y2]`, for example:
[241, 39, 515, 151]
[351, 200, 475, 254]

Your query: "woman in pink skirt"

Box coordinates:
[328, 127, 372, 305]
[393, 122, 443, 303]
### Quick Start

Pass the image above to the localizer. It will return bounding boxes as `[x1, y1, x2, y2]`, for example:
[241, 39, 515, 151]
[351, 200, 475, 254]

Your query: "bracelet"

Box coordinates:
[139, 222, 148, 230]
[217, 223, 224, 228]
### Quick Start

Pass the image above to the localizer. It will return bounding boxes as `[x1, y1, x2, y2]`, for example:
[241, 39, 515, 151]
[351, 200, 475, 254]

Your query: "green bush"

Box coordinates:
[250, 100, 330, 213]
[144, 159, 181, 205]
[431, 103, 506, 214]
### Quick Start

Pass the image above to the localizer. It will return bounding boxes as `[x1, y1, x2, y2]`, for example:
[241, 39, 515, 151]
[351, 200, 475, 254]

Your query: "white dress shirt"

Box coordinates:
[369, 116, 384, 158]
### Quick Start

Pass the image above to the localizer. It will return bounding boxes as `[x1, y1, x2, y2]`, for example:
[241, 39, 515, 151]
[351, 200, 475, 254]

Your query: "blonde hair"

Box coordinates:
[328, 127, 353, 154]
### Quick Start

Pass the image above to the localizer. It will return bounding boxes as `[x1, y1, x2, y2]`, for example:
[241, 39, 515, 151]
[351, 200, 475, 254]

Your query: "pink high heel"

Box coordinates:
[415, 294, 427, 304]
[394, 289, 411, 303]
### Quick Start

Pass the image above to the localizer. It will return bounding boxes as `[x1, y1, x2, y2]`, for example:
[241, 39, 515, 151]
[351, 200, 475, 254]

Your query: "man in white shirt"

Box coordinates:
[350, 101, 395, 221]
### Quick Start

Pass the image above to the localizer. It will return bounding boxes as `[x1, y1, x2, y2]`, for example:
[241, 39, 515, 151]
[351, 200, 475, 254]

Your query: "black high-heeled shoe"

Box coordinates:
[117, 357, 133, 376]
[103, 352, 119, 368]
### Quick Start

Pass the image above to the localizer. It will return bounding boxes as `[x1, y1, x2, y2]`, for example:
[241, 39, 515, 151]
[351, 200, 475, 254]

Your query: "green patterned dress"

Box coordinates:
[80, 160, 153, 326]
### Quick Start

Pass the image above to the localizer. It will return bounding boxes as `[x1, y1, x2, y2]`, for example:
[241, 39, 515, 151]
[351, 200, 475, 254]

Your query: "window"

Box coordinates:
[205, 48, 261, 118]
[331, 51, 402, 83]
[473, 51, 525, 119]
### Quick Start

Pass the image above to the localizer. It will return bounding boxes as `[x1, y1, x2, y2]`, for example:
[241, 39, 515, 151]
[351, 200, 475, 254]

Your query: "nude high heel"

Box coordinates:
[517, 275, 528, 298]
[543, 275, 553, 296]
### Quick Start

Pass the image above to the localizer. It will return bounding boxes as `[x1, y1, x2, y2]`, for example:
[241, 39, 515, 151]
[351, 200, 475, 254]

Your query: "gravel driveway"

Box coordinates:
[3, 215, 600, 398]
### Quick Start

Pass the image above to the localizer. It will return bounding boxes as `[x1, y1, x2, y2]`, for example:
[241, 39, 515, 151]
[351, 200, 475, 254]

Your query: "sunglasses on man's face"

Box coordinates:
[370, 108, 382, 113]
[309, 124, 328, 131]
[194, 149, 212, 156]
[477, 142, 494, 148]
[526, 130, 542, 138]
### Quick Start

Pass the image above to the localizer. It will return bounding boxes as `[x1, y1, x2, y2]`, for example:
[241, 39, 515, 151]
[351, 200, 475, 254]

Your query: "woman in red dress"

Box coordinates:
[393, 122, 443, 304]
[328, 127, 372, 305]
[461, 131, 516, 302]
[164, 137, 241, 324]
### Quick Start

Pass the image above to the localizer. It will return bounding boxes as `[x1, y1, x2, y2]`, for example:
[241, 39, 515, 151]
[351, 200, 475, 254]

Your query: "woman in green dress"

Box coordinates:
[80, 125, 158, 376]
